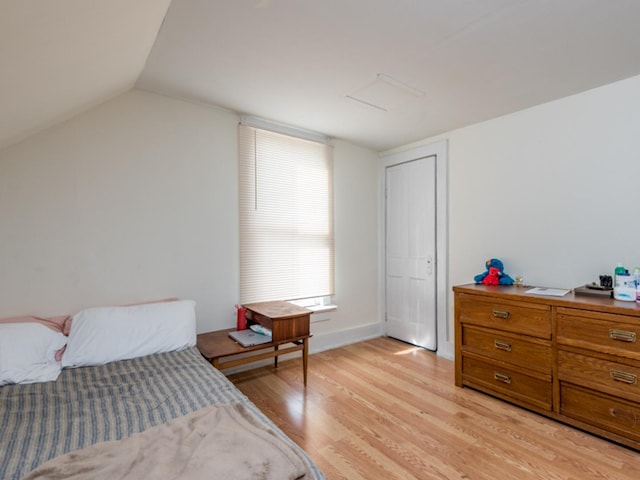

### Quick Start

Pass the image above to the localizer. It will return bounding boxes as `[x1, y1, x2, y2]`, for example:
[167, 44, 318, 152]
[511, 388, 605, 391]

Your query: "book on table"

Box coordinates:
[228, 329, 272, 347]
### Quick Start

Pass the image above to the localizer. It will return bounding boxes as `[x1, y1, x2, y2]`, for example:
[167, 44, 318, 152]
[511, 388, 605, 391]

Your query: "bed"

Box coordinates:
[0, 301, 325, 480]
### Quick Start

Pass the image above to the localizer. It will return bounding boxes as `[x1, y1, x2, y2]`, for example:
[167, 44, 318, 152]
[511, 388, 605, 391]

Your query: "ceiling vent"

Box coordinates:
[346, 74, 425, 112]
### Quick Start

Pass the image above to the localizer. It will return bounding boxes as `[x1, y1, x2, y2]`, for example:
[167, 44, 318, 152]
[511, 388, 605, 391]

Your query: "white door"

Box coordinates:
[385, 156, 437, 350]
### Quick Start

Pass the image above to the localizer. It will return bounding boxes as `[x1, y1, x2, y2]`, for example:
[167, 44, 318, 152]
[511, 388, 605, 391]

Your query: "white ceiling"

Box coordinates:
[4, 0, 640, 152]
[0, 0, 171, 151]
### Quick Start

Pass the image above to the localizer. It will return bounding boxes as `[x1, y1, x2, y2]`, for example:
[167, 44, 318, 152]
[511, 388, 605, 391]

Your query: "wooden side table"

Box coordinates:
[196, 301, 312, 386]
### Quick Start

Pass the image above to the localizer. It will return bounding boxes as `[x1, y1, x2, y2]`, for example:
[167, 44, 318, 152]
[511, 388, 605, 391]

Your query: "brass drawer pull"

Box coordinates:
[494, 340, 512, 352]
[493, 372, 512, 384]
[609, 329, 637, 343]
[492, 309, 510, 319]
[610, 370, 638, 385]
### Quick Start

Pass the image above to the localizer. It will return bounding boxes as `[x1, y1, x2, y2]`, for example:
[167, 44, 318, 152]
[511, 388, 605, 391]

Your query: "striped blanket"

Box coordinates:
[0, 347, 324, 480]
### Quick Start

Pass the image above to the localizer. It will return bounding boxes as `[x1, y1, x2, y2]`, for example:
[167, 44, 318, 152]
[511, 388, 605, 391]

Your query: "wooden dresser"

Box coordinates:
[454, 283, 640, 450]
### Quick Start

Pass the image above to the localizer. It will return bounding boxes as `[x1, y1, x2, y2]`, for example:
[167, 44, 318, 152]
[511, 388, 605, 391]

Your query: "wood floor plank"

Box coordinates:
[228, 337, 640, 479]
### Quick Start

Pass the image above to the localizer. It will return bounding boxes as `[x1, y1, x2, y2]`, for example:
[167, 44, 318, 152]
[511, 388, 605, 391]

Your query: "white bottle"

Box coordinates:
[614, 273, 635, 301]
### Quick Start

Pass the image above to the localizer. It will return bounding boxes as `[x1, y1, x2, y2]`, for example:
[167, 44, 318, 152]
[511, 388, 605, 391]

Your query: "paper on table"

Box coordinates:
[525, 287, 570, 297]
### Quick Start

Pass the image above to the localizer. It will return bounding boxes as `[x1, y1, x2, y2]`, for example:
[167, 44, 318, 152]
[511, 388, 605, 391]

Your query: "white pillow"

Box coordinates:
[0, 323, 67, 385]
[62, 300, 196, 368]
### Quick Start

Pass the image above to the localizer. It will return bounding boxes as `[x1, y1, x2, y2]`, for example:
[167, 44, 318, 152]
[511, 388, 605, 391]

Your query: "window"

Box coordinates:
[238, 123, 334, 304]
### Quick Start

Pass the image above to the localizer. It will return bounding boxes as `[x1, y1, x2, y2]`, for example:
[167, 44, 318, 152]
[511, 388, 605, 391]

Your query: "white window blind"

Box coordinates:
[239, 124, 335, 304]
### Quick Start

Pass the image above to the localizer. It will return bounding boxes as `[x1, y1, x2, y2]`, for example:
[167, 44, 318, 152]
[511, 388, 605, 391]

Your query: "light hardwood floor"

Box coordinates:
[228, 337, 640, 479]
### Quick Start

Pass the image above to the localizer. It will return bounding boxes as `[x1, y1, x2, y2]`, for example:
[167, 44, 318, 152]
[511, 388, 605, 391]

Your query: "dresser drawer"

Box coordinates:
[558, 350, 640, 403]
[462, 325, 552, 375]
[557, 308, 640, 360]
[560, 384, 640, 443]
[462, 356, 552, 410]
[458, 294, 551, 339]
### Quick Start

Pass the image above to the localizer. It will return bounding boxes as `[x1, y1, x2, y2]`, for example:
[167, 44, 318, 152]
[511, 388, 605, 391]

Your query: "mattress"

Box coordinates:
[0, 347, 324, 480]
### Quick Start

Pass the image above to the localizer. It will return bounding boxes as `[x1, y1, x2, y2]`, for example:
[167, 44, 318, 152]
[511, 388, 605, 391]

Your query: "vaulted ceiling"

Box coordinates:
[4, 0, 640, 152]
[0, 0, 171, 151]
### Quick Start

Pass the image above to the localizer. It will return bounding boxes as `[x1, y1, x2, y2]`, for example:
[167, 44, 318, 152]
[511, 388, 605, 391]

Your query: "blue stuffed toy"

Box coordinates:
[474, 258, 514, 286]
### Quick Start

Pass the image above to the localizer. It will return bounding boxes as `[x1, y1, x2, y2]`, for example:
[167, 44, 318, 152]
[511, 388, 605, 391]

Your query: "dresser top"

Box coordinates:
[453, 283, 640, 318]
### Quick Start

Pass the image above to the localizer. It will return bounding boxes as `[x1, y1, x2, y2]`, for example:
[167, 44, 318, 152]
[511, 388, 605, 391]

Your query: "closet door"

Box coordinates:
[385, 156, 437, 350]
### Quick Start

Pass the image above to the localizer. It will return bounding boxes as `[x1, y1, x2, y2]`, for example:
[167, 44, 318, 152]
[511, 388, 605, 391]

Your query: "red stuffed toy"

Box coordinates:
[473, 258, 515, 286]
[483, 267, 502, 285]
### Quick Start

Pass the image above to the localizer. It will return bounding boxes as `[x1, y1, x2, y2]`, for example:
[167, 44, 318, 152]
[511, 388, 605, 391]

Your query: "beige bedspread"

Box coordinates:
[22, 403, 307, 480]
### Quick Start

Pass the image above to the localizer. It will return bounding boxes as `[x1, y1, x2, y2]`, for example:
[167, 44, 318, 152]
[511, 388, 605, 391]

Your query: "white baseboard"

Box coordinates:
[437, 341, 454, 360]
[218, 322, 453, 375]
[220, 322, 383, 375]
[309, 322, 383, 354]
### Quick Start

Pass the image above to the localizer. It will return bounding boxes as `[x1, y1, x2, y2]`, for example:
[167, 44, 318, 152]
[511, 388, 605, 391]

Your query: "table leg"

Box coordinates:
[274, 344, 279, 368]
[303, 337, 309, 387]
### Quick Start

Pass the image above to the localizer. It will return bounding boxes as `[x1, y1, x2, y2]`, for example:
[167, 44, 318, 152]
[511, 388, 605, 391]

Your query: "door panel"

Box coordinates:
[385, 157, 437, 351]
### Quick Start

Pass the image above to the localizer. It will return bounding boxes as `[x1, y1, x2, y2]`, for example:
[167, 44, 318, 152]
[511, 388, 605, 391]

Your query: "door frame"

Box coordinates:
[380, 140, 451, 358]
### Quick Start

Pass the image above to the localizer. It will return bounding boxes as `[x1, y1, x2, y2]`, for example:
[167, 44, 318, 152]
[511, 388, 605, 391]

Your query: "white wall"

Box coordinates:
[387, 74, 640, 348]
[317, 139, 382, 349]
[0, 89, 380, 349]
[12, 72, 637, 357]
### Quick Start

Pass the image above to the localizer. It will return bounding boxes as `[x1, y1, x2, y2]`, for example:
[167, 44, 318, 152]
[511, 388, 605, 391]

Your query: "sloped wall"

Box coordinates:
[0, 90, 380, 347]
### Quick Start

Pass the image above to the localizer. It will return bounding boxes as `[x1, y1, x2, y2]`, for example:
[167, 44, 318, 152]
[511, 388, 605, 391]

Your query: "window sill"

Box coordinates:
[307, 304, 337, 314]
[308, 304, 337, 323]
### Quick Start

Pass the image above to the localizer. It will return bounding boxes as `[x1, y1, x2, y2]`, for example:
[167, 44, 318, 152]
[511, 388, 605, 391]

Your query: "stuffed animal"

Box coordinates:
[474, 258, 514, 286]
